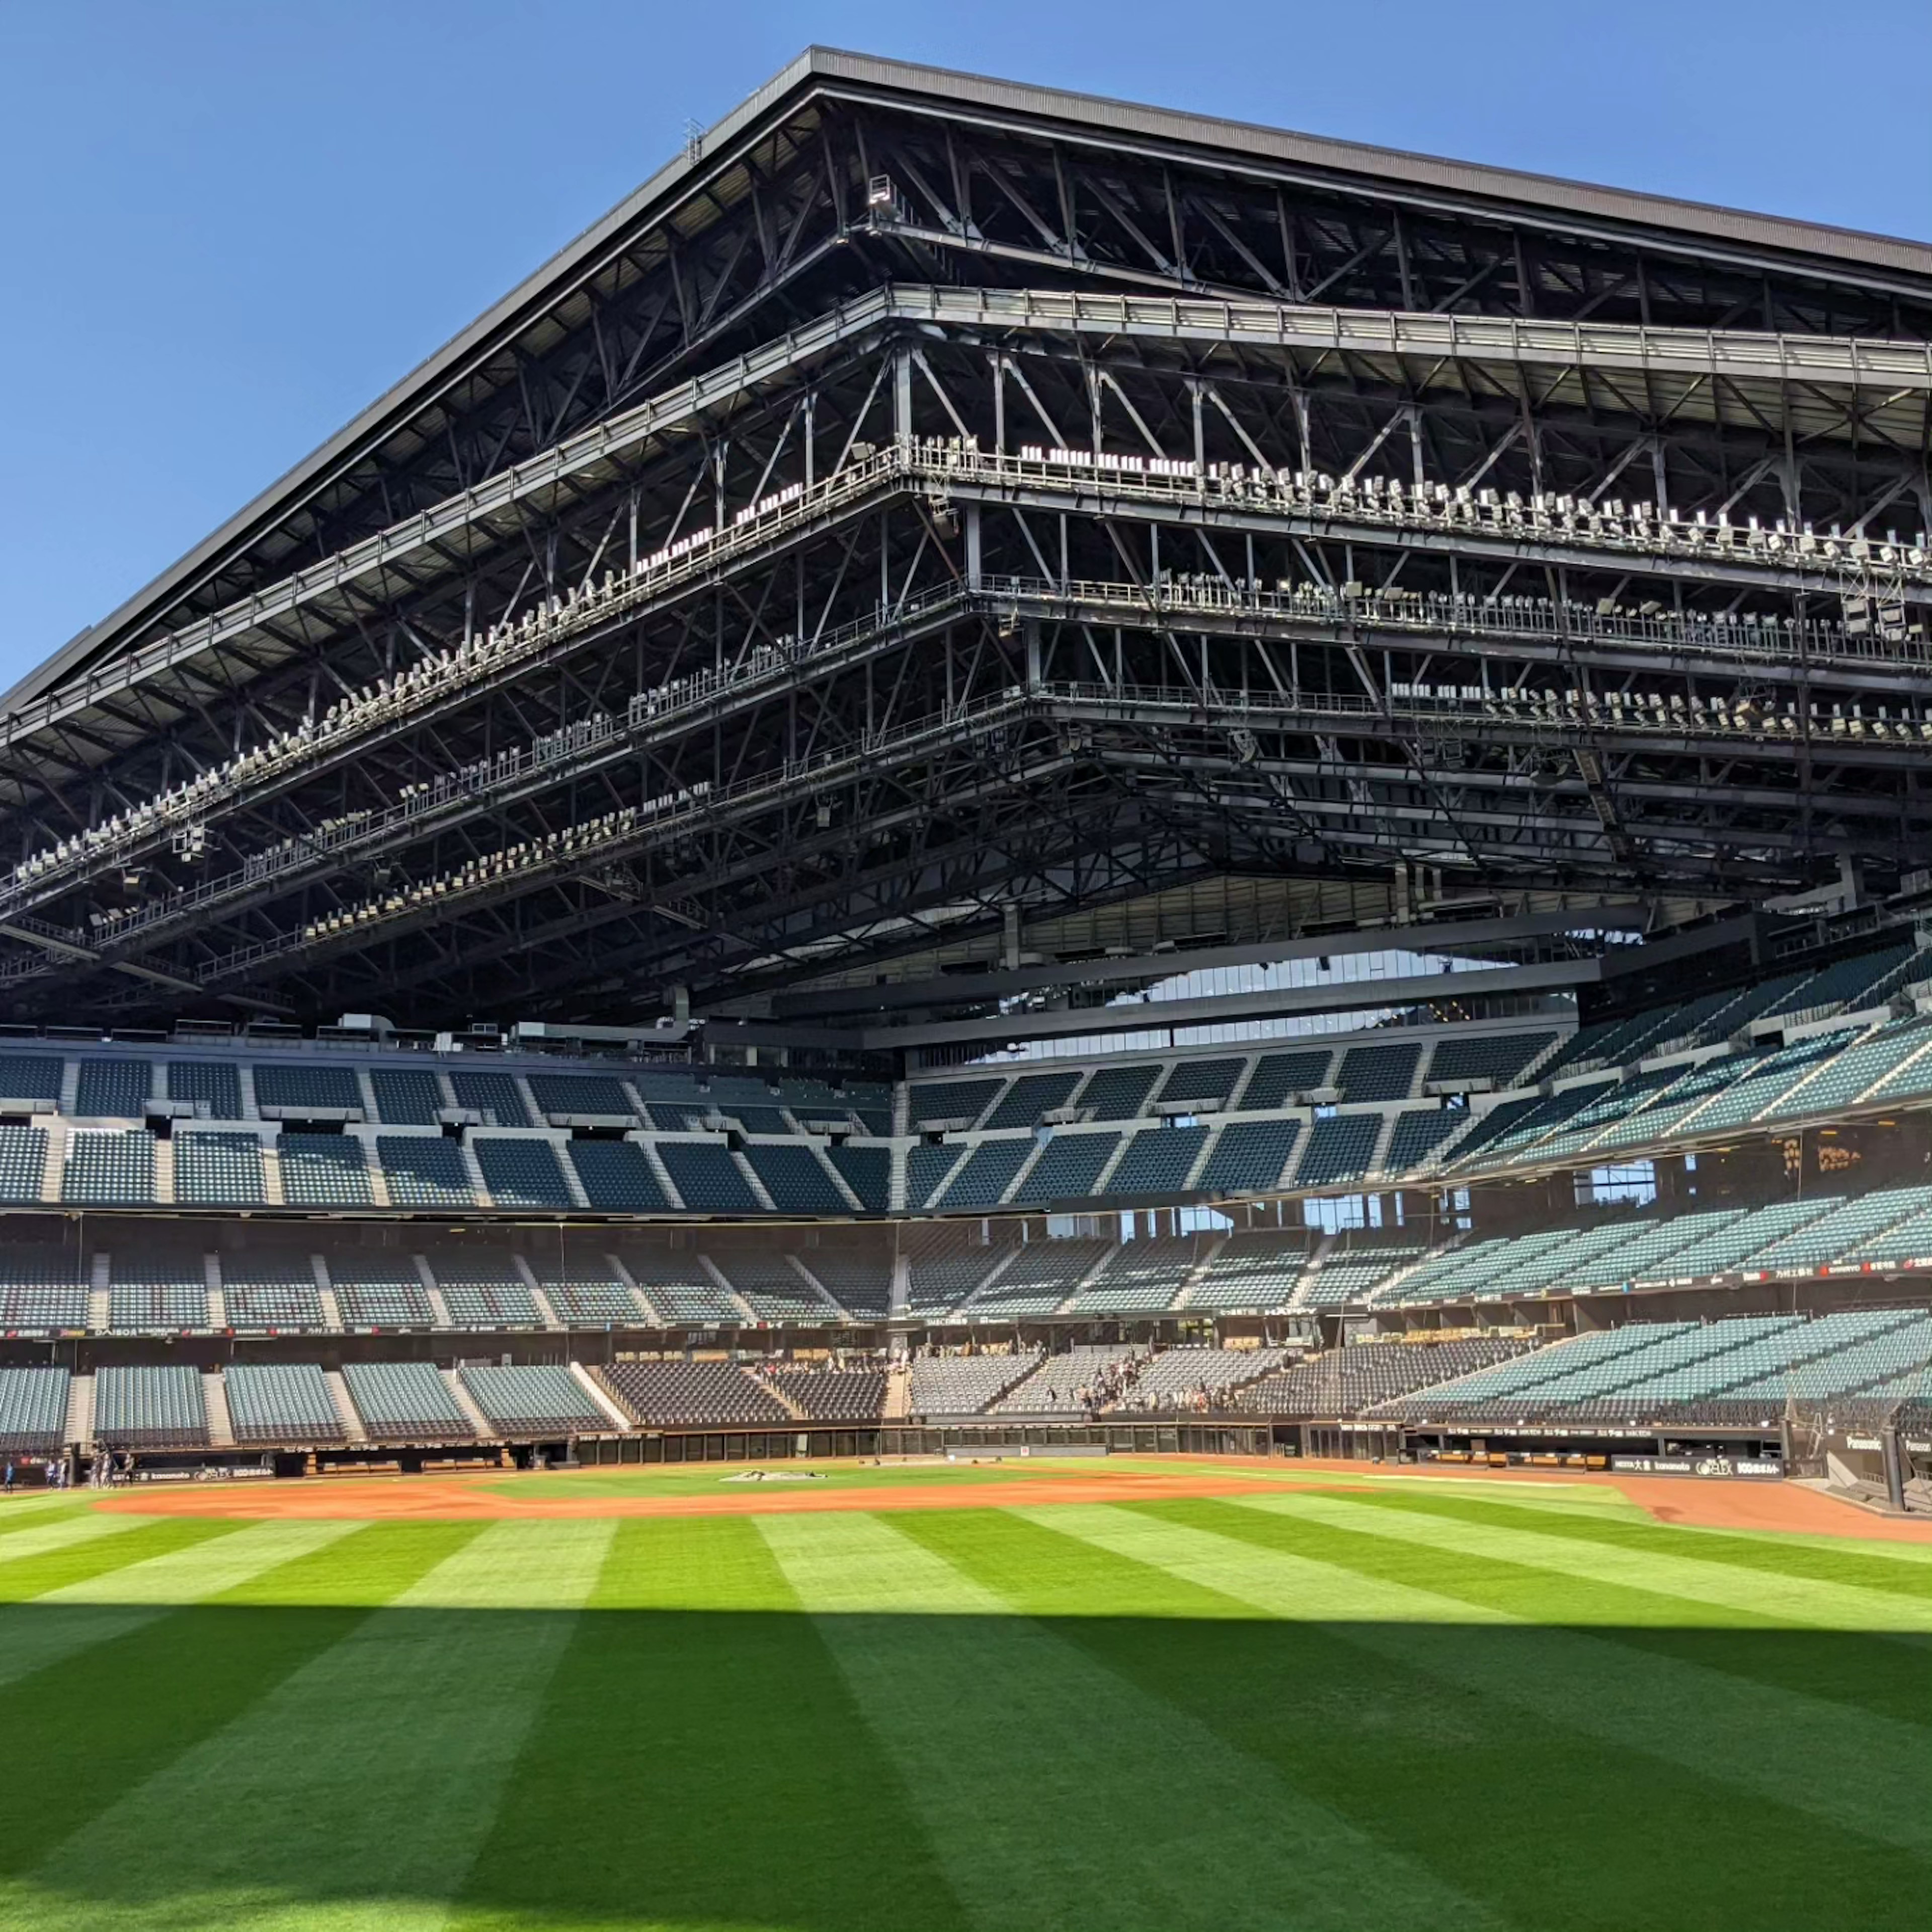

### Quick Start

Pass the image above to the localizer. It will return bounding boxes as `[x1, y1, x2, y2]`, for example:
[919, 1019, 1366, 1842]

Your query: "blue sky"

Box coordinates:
[2, 0, 1927, 692]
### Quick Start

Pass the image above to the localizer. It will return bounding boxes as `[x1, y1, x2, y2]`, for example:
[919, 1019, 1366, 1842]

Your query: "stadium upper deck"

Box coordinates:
[0, 49, 1928, 1037]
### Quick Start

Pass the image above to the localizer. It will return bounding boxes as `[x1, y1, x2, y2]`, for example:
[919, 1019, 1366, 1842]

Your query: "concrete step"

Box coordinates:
[443, 1370, 495, 1439]
[64, 1373, 94, 1447]
[202, 1372, 235, 1448]
[324, 1370, 365, 1440]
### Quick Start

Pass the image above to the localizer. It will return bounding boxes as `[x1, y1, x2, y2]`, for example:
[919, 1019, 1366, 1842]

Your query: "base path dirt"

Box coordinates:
[95, 1456, 1932, 1541]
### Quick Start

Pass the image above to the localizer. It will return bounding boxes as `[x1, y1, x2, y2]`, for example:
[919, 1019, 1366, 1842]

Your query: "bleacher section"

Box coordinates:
[711, 1255, 828, 1324]
[75, 1058, 151, 1116]
[1425, 1032, 1554, 1089]
[167, 1060, 243, 1119]
[0, 1366, 69, 1452]
[0, 1269, 87, 1332]
[905, 1242, 998, 1318]
[93, 1365, 208, 1447]
[825, 1144, 890, 1211]
[622, 1250, 744, 1324]
[599, 1361, 792, 1427]
[222, 1260, 327, 1332]
[931, 1139, 1030, 1210]
[567, 1138, 668, 1211]
[1236, 1337, 1526, 1415]
[0, 1123, 49, 1202]
[108, 1255, 209, 1332]
[225, 1364, 344, 1443]
[910, 1079, 1003, 1130]
[340, 1362, 471, 1439]
[743, 1145, 846, 1214]
[253, 1064, 363, 1116]
[1336, 1041, 1420, 1102]
[62, 1131, 154, 1205]
[279, 1133, 374, 1207]
[0, 1056, 61, 1105]
[1010, 1132, 1117, 1205]
[473, 1138, 574, 1209]
[1236, 1049, 1333, 1110]
[1305, 1244, 1423, 1308]
[533, 1264, 646, 1326]
[1073, 1063, 1161, 1120]
[1072, 1237, 1203, 1314]
[993, 1343, 1145, 1411]
[329, 1258, 435, 1329]
[377, 1135, 475, 1207]
[458, 1365, 606, 1434]
[370, 1069, 444, 1125]
[658, 1143, 760, 1213]
[174, 1132, 266, 1205]
[1105, 1125, 1208, 1195]
[1294, 1113, 1380, 1188]
[1115, 1345, 1291, 1409]
[1155, 1058, 1246, 1108]
[805, 1251, 893, 1317]
[448, 1071, 532, 1128]
[1383, 1108, 1460, 1173]
[766, 1366, 887, 1420]
[1186, 1233, 1308, 1311]
[527, 1073, 636, 1122]
[432, 1258, 542, 1327]
[984, 1071, 1081, 1130]
[907, 1351, 1041, 1413]
[969, 1240, 1109, 1317]
[1196, 1118, 1300, 1194]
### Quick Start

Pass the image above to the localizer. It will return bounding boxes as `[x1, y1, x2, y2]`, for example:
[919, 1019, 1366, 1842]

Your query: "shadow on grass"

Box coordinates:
[0, 1600, 1920, 1930]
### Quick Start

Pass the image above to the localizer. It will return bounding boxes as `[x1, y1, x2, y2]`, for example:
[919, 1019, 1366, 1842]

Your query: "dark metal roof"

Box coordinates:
[10, 44, 1928, 722]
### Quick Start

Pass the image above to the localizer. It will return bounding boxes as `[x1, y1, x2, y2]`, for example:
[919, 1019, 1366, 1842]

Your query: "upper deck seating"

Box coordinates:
[253, 1064, 363, 1115]
[567, 1138, 669, 1211]
[448, 1071, 533, 1128]
[658, 1142, 762, 1212]
[1195, 1119, 1301, 1194]
[74, 1058, 151, 1116]
[1336, 1041, 1421, 1102]
[474, 1138, 575, 1209]
[174, 1132, 266, 1205]
[278, 1133, 374, 1207]
[166, 1060, 243, 1119]
[370, 1068, 445, 1125]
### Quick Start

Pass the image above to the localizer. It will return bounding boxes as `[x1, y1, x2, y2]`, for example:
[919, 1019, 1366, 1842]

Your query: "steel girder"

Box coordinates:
[4, 58, 1931, 1028]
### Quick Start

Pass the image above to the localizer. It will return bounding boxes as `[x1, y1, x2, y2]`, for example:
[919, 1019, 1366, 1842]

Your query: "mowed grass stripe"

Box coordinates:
[0, 1521, 473, 1900]
[0, 1497, 93, 1539]
[0, 1510, 153, 1570]
[450, 1515, 969, 1932]
[1235, 1490, 1932, 1636]
[1055, 1500, 1929, 1868]
[926, 1509, 1920, 1932]
[0, 1519, 253, 1692]
[1354, 1488, 1932, 1599]
[761, 1508, 1506, 1932]
[1141, 1493, 1931, 1729]
[12, 1519, 608, 1932]
[42, 1517, 363, 1604]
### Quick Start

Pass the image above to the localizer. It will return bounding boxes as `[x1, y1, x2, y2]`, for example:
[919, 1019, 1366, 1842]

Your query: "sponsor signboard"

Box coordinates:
[1611, 1455, 1782, 1479]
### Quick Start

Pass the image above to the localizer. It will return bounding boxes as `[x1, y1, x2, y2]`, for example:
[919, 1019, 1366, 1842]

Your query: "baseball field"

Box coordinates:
[0, 1456, 1924, 1930]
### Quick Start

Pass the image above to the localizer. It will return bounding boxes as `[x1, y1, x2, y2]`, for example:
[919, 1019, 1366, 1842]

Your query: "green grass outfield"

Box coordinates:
[0, 1468, 1924, 1930]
